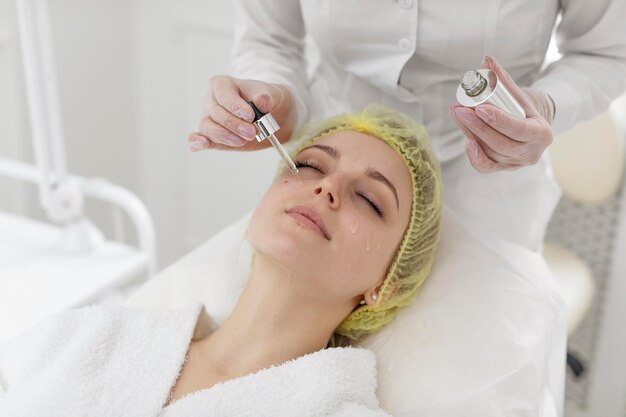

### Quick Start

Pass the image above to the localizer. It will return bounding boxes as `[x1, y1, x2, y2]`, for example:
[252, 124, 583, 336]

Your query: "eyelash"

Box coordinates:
[294, 159, 385, 218]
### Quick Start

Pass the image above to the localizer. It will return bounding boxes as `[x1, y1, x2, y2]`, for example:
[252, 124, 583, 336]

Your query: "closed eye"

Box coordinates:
[356, 191, 384, 217]
[294, 160, 322, 171]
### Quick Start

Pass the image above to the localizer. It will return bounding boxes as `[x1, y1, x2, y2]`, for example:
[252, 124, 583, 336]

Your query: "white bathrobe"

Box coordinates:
[0, 303, 391, 417]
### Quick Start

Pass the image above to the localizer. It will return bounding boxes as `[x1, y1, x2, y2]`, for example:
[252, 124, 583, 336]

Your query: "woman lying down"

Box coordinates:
[0, 104, 443, 416]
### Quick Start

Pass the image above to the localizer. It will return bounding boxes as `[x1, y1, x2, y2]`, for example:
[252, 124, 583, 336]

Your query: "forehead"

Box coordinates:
[304, 130, 406, 173]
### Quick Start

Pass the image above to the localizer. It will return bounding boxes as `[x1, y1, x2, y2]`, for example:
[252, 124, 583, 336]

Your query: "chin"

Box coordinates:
[249, 214, 321, 271]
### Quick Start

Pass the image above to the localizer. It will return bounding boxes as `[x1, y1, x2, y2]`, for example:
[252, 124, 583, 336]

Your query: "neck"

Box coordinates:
[196, 253, 353, 377]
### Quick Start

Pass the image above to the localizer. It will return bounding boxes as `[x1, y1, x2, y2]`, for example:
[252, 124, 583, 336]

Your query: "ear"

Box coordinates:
[362, 283, 382, 306]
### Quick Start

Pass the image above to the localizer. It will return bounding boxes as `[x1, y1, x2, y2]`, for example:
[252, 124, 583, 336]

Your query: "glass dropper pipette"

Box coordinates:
[247, 101, 299, 175]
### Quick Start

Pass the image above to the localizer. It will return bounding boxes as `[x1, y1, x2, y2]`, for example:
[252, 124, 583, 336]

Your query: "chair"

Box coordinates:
[543, 101, 626, 377]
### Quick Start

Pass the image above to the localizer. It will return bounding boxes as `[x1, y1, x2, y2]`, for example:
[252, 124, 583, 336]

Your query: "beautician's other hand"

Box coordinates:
[449, 55, 556, 173]
[188, 75, 297, 152]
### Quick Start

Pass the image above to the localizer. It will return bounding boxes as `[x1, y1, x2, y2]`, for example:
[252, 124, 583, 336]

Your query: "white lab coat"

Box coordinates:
[229, 0, 626, 251]
[230, 0, 626, 161]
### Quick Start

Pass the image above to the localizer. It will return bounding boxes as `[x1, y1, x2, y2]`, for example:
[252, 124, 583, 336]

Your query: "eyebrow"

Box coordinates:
[307, 144, 400, 211]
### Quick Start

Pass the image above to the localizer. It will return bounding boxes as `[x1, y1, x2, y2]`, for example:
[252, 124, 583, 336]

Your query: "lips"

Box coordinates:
[286, 205, 330, 240]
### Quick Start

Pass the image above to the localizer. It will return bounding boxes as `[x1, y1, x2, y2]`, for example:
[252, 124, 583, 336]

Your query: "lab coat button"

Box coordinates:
[398, 0, 413, 9]
[398, 38, 412, 52]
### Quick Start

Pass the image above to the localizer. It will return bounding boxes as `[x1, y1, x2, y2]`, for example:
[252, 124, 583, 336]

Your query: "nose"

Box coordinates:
[313, 177, 340, 208]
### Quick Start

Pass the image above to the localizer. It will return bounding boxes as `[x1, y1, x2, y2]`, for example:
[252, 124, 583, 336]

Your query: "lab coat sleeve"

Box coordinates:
[530, 0, 626, 135]
[229, 0, 310, 128]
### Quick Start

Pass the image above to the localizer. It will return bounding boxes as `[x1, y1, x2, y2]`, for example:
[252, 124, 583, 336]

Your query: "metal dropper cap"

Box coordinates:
[247, 101, 299, 175]
[460, 70, 488, 97]
[456, 69, 526, 119]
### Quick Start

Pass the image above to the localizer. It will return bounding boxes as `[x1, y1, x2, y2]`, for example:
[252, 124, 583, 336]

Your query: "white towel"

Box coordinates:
[159, 341, 388, 417]
[0, 303, 391, 417]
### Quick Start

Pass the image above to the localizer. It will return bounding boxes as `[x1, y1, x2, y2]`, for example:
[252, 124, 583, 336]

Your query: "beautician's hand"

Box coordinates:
[449, 55, 556, 173]
[188, 75, 297, 152]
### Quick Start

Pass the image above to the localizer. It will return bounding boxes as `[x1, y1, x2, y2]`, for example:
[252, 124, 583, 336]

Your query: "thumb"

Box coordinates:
[236, 78, 279, 115]
[251, 92, 273, 114]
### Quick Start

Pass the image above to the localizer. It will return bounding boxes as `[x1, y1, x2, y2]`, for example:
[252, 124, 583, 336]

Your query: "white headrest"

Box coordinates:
[124, 207, 566, 414]
[550, 105, 625, 205]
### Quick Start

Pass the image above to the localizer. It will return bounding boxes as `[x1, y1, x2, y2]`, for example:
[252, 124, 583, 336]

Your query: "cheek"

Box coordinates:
[247, 180, 304, 252]
[281, 177, 303, 187]
[248, 186, 283, 246]
[332, 216, 387, 283]
[247, 198, 271, 247]
[344, 216, 384, 253]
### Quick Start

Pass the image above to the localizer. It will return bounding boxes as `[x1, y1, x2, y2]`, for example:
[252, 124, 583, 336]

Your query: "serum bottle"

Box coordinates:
[456, 69, 526, 119]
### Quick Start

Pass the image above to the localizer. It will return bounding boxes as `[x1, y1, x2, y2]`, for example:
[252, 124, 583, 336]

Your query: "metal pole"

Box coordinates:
[15, 0, 77, 222]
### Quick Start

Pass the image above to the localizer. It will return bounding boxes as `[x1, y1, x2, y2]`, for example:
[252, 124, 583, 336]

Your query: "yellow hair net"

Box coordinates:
[274, 103, 444, 347]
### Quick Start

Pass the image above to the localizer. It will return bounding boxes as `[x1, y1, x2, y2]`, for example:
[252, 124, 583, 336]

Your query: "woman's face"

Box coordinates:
[248, 130, 413, 306]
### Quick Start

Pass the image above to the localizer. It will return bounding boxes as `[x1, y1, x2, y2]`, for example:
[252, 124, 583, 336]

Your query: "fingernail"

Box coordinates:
[190, 137, 208, 152]
[237, 109, 253, 121]
[226, 134, 247, 146]
[455, 107, 474, 123]
[238, 125, 256, 140]
[483, 55, 495, 68]
[475, 106, 493, 123]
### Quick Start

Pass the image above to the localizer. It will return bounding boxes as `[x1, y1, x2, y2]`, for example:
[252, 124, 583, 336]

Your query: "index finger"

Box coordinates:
[475, 103, 547, 143]
[481, 56, 541, 119]
[210, 76, 255, 121]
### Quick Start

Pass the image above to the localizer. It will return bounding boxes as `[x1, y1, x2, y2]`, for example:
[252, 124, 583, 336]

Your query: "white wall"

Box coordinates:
[1, 0, 281, 269]
[0, 0, 138, 245]
[131, 0, 278, 269]
[49, 0, 137, 192]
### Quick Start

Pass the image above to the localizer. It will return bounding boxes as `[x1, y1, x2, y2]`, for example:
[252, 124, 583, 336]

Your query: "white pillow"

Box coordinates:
[124, 206, 567, 416]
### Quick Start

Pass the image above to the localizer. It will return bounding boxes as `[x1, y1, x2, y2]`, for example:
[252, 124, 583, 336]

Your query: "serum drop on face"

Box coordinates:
[456, 69, 526, 119]
[349, 219, 359, 235]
